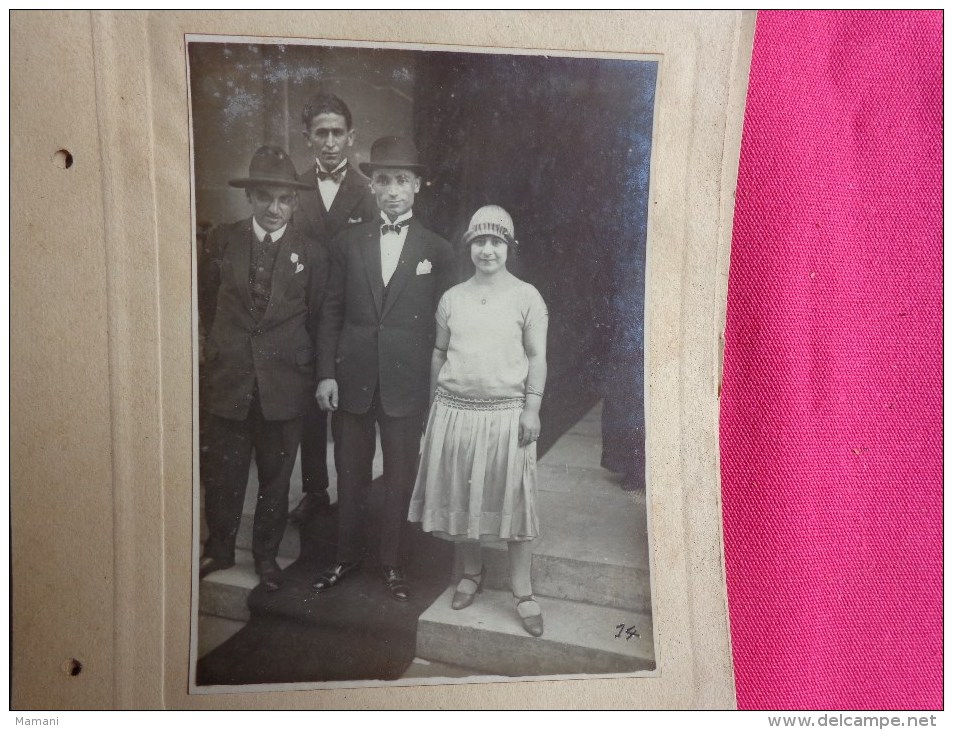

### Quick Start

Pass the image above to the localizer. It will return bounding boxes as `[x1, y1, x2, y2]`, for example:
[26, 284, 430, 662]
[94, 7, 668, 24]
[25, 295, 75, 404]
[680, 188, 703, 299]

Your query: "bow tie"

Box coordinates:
[317, 168, 344, 183]
[381, 221, 409, 235]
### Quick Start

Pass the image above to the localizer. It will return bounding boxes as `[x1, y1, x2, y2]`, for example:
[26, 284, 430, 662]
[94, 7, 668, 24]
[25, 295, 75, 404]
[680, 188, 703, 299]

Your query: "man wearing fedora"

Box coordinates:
[313, 136, 455, 601]
[198, 145, 328, 592]
[290, 93, 379, 526]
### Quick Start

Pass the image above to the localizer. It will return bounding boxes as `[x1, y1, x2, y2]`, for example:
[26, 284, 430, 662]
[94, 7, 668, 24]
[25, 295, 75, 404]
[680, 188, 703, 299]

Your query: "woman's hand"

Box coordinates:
[518, 409, 541, 447]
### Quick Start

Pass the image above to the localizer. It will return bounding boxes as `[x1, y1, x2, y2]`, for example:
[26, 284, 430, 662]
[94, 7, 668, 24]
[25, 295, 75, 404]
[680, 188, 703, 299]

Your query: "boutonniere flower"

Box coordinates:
[295, 263, 304, 274]
[290, 252, 300, 264]
[416, 259, 433, 275]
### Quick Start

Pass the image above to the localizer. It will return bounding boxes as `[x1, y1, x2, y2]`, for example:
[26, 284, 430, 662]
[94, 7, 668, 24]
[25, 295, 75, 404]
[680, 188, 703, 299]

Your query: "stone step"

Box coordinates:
[235, 513, 303, 559]
[468, 542, 649, 614]
[450, 465, 650, 612]
[416, 587, 655, 678]
[198, 549, 295, 622]
[401, 657, 476, 680]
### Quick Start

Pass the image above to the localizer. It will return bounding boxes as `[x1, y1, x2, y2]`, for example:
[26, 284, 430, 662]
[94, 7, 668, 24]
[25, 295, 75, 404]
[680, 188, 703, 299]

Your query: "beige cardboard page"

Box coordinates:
[11, 10, 754, 709]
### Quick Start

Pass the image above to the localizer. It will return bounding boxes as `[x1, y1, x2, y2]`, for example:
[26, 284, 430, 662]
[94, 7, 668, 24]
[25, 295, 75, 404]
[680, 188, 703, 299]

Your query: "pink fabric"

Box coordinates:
[721, 11, 942, 709]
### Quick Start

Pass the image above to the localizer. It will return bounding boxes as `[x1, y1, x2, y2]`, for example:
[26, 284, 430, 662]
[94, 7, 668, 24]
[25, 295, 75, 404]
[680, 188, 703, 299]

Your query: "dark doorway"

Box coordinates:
[412, 50, 655, 458]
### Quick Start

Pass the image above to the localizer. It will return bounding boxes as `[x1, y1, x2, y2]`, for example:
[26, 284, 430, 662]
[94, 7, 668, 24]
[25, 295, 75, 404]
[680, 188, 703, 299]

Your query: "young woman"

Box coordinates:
[408, 205, 548, 636]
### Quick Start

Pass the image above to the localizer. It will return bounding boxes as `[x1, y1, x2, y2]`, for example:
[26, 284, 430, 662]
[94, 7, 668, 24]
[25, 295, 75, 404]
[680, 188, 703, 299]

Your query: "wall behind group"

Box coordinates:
[189, 41, 415, 227]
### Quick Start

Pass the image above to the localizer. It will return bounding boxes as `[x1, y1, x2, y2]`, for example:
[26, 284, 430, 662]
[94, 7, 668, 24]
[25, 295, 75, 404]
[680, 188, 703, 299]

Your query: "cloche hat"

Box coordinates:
[462, 205, 518, 248]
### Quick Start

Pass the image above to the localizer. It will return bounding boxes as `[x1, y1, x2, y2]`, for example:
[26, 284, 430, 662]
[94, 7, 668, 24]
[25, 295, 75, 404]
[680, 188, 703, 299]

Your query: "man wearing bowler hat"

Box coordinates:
[198, 145, 328, 592]
[313, 136, 455, 601]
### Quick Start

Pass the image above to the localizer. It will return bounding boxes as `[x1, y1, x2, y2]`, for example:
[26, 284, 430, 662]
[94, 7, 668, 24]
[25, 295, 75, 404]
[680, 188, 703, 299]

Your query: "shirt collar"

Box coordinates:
[316, 158, 348, 176]
[380, 209, 413, 226]
[252, 218, 287, 243]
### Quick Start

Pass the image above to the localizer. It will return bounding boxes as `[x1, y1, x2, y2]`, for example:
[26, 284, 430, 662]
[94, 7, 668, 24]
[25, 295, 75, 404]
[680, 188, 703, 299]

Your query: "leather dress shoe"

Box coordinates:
[381, 565, 410, 602]
[288, 492, 331, 524]
[199, 556, 234, 579]
[255, 559, 283, 592]
[312, 561, 361, 592]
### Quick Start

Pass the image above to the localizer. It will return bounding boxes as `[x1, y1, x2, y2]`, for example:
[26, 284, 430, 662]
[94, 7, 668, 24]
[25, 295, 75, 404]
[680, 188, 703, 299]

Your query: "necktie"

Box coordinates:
[254, 233, 273, 270]
[254, 234, 273, 274]
[381, 222, 407, 235]
[250, 233, 275, 316]
[317, 169, 344, 183]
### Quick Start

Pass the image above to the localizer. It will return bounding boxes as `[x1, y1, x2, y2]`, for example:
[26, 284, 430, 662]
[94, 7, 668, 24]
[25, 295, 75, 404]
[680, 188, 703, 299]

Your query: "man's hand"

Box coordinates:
[316, 378, 339, 411]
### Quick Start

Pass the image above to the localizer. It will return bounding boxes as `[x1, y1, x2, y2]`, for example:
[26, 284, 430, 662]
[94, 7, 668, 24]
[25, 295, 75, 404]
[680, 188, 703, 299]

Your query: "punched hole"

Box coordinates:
[62, 658, 83, 676]
[52, 149, 73, 169]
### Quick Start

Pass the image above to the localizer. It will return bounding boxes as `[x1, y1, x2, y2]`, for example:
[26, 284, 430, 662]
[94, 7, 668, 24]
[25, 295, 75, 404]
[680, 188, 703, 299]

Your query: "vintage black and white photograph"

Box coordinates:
[189, 34, 657, 690]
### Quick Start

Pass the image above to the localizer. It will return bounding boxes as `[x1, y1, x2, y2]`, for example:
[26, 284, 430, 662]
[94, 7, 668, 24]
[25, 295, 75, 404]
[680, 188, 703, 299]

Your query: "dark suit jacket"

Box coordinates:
[199, 218, 329, 422]
[295, 162, 378, 248]
[318, 219, 455, 417]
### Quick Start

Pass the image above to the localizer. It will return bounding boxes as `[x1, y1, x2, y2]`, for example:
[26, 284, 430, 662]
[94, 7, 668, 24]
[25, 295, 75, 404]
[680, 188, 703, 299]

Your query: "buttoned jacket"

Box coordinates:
[317, 219, 455, 417]
[199, 218, 329, 421]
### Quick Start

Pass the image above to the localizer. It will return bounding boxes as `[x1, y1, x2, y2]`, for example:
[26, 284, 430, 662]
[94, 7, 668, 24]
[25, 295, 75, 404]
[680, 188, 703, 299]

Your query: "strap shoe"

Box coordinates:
[451, 569, 484, 610]
[515, 594, 544, 637]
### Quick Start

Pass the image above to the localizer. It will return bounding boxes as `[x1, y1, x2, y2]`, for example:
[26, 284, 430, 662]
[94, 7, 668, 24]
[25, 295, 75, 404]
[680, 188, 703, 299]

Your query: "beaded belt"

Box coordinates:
[434, 389, 525, 411]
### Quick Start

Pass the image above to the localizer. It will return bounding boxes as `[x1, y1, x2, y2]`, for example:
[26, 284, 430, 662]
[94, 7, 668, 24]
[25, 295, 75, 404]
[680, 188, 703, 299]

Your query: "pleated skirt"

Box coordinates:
[408, 389, 539, 542]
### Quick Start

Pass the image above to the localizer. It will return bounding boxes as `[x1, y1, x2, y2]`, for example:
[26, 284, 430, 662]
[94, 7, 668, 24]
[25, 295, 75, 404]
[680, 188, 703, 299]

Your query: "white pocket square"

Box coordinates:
[347, 217, 364, 224]
[416, 259, 433, 275]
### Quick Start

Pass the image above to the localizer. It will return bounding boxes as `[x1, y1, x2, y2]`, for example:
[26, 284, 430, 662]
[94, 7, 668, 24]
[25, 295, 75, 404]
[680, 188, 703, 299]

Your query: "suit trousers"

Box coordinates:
[203, 392, 303, 563]
[299, 402, 342, 494]
[335, 394, 423, 566]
